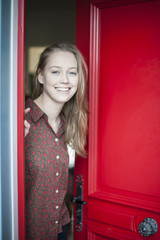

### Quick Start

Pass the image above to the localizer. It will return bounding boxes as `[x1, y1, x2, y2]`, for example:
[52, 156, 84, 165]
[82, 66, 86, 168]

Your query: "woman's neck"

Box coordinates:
[34, 94, 64, 122]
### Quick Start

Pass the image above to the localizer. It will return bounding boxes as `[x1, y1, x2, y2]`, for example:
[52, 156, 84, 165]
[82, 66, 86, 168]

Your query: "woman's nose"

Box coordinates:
[60, 72, 69, 83]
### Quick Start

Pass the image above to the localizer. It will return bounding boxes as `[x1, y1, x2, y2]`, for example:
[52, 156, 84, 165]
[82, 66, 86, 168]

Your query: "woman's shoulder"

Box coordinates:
[25, 98, 34, 108]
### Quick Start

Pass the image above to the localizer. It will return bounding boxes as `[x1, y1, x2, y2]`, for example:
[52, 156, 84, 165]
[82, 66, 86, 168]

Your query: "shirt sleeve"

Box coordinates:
[25, 151, 32, 201]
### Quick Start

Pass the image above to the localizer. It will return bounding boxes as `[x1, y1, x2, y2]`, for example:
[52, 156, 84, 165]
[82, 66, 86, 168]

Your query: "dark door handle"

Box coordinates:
[72, 175, 87, 232]
[72, 197, 87, 205]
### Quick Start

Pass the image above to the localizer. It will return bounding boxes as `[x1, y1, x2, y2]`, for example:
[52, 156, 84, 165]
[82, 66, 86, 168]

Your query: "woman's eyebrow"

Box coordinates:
[69, 67, 77, 69]
[49, 66, 61, 69]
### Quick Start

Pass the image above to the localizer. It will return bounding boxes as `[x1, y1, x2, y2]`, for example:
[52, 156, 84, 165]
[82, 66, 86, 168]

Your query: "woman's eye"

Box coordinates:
[52, 71, 59, 74]
[69, 72, 77, 75]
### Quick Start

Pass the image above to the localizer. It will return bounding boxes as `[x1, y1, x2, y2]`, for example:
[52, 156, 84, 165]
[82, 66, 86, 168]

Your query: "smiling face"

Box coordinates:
[38, 50, 78, 105]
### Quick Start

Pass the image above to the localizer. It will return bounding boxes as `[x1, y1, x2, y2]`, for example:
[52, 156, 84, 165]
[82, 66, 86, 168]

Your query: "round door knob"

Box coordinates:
[138, 218, 158, 237]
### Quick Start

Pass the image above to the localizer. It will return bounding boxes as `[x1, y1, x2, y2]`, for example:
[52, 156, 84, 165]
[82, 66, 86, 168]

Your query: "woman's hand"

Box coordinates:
[24, 108, 30, 137]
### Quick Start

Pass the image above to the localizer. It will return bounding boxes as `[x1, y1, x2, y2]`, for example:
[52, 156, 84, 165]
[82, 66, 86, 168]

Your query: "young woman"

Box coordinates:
[24, 42, 88, 240]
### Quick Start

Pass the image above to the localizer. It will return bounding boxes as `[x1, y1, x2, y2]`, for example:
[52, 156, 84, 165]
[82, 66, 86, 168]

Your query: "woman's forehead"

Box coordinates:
[46, 50, 77, 67]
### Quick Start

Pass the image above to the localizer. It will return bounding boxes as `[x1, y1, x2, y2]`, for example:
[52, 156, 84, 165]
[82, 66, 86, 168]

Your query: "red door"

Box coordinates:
[74, 0, 160, 239]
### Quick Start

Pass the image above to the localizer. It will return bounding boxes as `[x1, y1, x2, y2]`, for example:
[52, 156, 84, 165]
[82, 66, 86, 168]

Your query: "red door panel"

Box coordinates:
[99, 2, 160, 198]
[75, 0, 160, 239]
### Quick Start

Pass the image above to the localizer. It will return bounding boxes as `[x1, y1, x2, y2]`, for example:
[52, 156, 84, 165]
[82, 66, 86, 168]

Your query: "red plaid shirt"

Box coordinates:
[25, 99, 70, 240]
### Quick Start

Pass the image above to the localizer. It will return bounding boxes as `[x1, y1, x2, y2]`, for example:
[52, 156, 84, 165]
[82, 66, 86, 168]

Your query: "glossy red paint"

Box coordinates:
[75, 0, 160, 239]
[74, 0, 90, 239]
[17, 0, 25, 239]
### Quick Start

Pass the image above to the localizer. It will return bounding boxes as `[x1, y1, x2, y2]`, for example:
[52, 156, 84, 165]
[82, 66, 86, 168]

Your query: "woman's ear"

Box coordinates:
[37, 70, 44, 84]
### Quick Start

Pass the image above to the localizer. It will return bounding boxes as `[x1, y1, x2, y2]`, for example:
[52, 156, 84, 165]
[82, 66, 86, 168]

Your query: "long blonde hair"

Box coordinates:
[33, 43, 88, 157]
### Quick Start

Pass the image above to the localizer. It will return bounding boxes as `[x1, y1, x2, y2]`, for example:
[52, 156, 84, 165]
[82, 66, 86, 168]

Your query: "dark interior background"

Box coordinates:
[25, 0, 76, 97]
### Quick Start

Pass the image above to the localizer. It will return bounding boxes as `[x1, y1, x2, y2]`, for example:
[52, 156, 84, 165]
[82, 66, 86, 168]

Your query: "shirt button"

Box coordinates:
[55, 138, 58, 142]
[56, 205, 59, 209]
[55, 172, 59, 176]
[55, 189, 59, 193]
[56, 155, 59, 159]
[55, 220, 58, 224]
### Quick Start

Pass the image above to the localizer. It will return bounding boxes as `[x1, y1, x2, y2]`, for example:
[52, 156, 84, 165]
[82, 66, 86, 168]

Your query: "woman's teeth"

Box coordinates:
[55, 87, 70, 92]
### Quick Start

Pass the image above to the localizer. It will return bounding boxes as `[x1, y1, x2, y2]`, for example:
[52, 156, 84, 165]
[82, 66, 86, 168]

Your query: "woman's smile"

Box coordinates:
[55, 87, 71, 92]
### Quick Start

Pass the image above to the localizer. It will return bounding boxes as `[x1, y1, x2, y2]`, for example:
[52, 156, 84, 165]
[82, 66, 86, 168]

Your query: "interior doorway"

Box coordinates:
[25, 0, 76, 98]
[25, 1, 76, 239]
